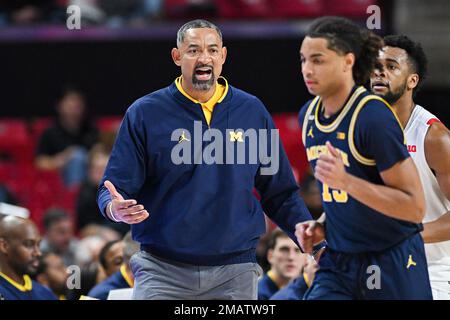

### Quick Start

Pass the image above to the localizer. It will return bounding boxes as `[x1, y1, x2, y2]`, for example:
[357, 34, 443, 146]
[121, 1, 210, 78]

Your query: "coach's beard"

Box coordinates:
[192, 70, 215, 91]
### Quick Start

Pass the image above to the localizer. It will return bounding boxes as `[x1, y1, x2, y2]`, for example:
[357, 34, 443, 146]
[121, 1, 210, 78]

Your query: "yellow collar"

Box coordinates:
[120, 264, 134, 288]
[175, 76, 229, 107]
[266, 270, 281, 289]
[0, 271, 32, 292]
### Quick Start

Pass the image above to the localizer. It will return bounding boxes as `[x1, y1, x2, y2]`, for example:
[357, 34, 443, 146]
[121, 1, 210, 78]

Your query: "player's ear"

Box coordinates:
[407, 73, 419, 90]
[172, 48, 181, 66]
[344, 52, 355, 72]
[0, 238, 9, 254]
[267, 248, 274, 264]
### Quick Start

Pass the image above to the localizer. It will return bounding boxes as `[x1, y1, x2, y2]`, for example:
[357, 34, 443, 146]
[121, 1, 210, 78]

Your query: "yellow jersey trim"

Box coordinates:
[266, 270, 281, 289]
[314, 86, 366, 133]
[348, 95, 405, 166]
[120, 264, 134, 288]
[301, 96, 320, 145]
[0, 272, 32, 292]
[175, 76, 228, 125]
[303, 272, 311, 288]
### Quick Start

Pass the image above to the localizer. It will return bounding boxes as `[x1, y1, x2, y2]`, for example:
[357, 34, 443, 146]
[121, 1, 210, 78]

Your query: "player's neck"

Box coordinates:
[392, 94, 415, 128]
[0, 264, 25, 285]
[321, 80, 355, 118]
[268, 269, 290, 288]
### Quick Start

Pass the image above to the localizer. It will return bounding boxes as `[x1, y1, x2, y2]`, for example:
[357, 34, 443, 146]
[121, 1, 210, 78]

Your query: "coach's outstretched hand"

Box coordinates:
[295, 220, 325, 254]
[104, 180, 149, 224]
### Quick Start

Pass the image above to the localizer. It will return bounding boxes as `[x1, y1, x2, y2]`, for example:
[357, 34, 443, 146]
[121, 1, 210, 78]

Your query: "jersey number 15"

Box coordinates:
[322, 184, 348, 203]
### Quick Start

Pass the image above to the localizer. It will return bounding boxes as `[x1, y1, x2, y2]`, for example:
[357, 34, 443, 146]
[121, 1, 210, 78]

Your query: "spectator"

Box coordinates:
[98, 0, 159, 27]
[88, 231, 139, 300]
[34, 252, 70, 299]
[69, 0, 106, 25]
[70, 261, 106, 300]
[40, 208, 79, 267]
[78, 224, 121, 242]
[258, 229, 305, 300]
[35, 87, 99, 187]
[0, 216, 57, 300]
[74, 235, 107, 268]
[0, 0, 63, 25]
[270, 247, 325, 300]
[76, 145, 129, 235]
[98, 240, 123, 277]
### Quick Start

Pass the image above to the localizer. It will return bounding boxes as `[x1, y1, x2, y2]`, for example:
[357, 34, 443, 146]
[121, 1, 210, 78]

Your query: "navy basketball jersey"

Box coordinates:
[299, 86, 422, 253]
[0, 272, 57, 300]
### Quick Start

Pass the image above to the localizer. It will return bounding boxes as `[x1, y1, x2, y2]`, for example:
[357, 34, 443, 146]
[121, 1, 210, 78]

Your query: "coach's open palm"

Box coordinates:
[104, 180, 150, 224]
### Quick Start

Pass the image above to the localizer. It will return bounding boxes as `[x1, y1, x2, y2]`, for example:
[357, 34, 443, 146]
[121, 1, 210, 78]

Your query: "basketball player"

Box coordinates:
[371, 35, 450, 299]
[295, 17, 432, 299]
[0, 216, 57, 300]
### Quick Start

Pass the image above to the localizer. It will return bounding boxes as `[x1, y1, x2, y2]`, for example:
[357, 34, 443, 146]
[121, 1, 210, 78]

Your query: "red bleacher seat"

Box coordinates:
[272, 0, 323, 18]
[96, 116, 122, 132]
[216, 0, 271, 19]
[323, 0, 377, 18]
[0, 119, 33, 163]
[30, 117, 52, 139]
[165, 0, 217, 19]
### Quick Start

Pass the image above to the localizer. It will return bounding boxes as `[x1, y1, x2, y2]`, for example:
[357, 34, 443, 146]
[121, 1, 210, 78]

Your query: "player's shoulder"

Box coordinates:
[298, 98, 316, 122]
[88, 279, 112, 298]
[425, 118, 450, 151]
[354, 93, 398, 125]
[31, 280, 58, 300]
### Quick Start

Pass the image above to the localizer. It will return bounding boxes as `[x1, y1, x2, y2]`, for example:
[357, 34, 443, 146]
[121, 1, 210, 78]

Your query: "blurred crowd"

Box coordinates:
[0, 0, 375, 27]
[0, 0, 163, 26]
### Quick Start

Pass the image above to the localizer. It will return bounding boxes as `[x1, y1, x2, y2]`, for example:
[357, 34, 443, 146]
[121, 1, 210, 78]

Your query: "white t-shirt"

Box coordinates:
[404, 104, 450, 282]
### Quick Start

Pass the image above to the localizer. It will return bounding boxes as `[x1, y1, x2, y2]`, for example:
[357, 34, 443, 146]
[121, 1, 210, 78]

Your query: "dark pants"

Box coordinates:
[304, 233, 432, 300]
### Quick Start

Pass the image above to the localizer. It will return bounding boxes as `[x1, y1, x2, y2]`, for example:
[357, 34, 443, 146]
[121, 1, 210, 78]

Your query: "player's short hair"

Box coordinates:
[267, 229, 290, 250]
[306, 16, 383, 86]
[98, 239, 122, 271]
[383, 35, 428, 96]
[176, 19, 223, 47]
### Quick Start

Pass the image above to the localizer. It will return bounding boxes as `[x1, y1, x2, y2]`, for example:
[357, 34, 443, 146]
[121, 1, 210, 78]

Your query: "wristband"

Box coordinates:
[108, 202, 120, 222]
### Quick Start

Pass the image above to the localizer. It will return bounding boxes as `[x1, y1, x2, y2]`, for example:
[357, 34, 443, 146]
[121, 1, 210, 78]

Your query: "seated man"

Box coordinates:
[257, 229, 305, 300]
[0, 215, 57, 300]
[35, 88, 99, 187]
[88, 232, 138, 300]
[270, 247, 324, 300]
[98, 239, 124, 277]
[40, 208, 79, 267]
[34, 252, 69, 300]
